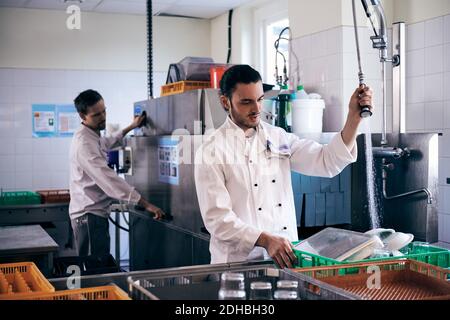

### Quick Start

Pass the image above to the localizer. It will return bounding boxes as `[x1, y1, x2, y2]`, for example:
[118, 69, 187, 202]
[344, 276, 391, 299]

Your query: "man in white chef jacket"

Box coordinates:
[194, 65, 373, 268]
[69, 89, 165, 257]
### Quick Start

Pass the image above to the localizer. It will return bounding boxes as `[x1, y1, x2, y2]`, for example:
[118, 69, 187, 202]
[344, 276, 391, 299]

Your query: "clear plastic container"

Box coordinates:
[218, 272, 246, 300]
[249, 281, 272, 300]
[273, 280, 299, 300]
[276, 280, 298, 290]
[293, 227, 381, 261]
[296, 85, 308, 99]
[369, 248, 391, 259]
[273, 290, 298, 300]
[218, 289, 246, 300]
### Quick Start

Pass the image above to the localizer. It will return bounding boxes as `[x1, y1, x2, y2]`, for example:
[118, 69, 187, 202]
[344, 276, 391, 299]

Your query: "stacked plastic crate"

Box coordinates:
[0, 262, 129, 300]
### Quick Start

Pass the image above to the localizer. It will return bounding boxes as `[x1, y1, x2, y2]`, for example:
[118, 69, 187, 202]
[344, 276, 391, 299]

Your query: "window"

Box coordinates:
[265, 18, 289, 86]
[253, 1, 289, 85]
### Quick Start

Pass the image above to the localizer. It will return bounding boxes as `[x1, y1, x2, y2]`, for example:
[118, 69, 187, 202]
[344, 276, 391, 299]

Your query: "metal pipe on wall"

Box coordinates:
[147, 0, 153, 99]
[392, 22, 406, 135]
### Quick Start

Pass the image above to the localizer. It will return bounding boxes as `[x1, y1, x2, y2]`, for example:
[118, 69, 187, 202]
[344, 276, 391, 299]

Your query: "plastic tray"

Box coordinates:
[293, 241, 450, 270]
[2, 285, 130, 300]
[0, 191, 41, 206]
[160, 80, 210, 97]
[291, 259, 450, 300]
[36, 189, 70, 204]
[293, 227, 381, 261]
[0, 262, 55, 299]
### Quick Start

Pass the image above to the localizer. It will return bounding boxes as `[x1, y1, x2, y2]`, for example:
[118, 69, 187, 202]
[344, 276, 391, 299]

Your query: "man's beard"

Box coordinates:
[98, 122, 106, 130]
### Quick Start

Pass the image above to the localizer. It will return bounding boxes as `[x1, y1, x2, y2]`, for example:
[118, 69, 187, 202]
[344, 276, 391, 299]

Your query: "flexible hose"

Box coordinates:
[146, 0, 153, 98]
[352, 0, 372, 118]
[274, 27, 291, 86]
[227, 10, 233, 64]
[352, 0, 364, 85]
[109, 216, 129, 232]
[109, 201, 130, 232]
[119, 200, 129, 225]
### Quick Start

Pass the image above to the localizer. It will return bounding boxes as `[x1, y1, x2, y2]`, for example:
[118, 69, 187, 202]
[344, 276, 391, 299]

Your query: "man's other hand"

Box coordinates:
[256, 232, 297, 268]
[138, 198, 165, 220]
[131, 112, 146, 129]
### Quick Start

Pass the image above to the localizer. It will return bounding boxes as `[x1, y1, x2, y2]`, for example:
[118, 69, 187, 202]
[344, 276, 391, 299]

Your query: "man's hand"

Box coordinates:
[341, 84, 374, 149]
[256, 232, 297, 268]
[348, 84, 373, 121]
[138, 198, 165, 220]
[122, 112, 147, 136]
[131, 112, 146, 129]
[144, 203, 165, 220]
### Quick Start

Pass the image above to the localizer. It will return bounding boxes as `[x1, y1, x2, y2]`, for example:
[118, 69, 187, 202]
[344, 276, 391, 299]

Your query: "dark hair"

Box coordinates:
[74, 89, 103, 114]
[219, 65, 262, 99]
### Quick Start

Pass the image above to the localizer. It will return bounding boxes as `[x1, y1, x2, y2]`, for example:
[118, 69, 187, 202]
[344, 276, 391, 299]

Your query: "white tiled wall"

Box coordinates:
[290, 27, 345, 132]
[406, 16, 448, 132]
[405, 15, 450, 243]
[0, 68, 166, 192]
[290, 26, 391, 133]
[439, 130, 450, 243]
[290, 14, 450, 243]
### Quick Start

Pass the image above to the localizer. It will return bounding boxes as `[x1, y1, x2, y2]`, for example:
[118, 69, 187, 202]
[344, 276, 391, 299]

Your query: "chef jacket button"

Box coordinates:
[249, 160, 253, 163]
[254, 183, 258, 187]
[258, 208, 262, 211]
[283, 227, 287, 230]
[272, 179, 276, 183]
[278, 203, 282, 207]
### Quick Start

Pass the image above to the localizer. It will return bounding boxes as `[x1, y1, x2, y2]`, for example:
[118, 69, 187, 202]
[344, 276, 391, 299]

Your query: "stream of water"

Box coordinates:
[363, 119, 380, 229]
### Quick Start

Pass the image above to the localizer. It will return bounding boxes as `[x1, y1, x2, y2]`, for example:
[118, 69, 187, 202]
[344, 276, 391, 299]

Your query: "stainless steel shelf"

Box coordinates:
[0, 203, 69, 225]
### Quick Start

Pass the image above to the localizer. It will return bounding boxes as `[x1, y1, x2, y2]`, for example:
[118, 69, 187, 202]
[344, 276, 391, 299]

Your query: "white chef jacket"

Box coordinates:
[194, 116, 357, 264]
[69, 124, 141, 220]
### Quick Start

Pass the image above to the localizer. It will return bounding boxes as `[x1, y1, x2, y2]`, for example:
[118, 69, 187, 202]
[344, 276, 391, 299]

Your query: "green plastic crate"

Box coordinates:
[292, 241, 450, 271]
[0, 191, 41, 206]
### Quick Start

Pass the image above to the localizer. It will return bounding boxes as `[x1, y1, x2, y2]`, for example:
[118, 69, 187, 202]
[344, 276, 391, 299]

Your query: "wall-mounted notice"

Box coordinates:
[158, 137, 179, 186]
[32, 104, 56, 137]
[32, 104, 79, 138]
[133, 104, 143, 136]
[57, 104, 79, 136]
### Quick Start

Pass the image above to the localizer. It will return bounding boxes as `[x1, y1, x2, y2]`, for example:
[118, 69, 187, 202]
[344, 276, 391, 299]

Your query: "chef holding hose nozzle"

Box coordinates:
[194, 65, 373, 268]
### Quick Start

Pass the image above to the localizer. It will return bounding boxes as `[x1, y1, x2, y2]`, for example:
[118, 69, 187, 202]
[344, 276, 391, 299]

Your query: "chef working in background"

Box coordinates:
[194, 65, 373, 268]
[69, 89, 165, 257]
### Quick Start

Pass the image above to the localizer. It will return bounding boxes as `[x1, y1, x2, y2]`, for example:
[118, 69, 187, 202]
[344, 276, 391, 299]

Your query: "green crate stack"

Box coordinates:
[0, 191, 42, 206]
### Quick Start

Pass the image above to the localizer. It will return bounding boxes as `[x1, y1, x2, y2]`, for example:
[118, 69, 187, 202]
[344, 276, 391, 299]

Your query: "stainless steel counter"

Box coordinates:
[0, 203, 69, 225]
[49, 259, 357, 300]
[49, 260, 272, 291]
[0, 224, 58, 276]
[0, 202, 75, 257]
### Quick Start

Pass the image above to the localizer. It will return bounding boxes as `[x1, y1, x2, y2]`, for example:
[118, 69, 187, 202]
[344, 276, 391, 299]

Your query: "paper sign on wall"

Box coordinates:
[57, 104, 79, 136]
[158, 137, 179, 186]
[32, 104, 79, 137]
[32, 104, 56, 137]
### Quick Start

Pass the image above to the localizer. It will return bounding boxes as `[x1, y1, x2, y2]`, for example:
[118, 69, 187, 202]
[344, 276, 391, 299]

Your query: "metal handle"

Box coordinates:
[360, 106, 373, 118]
[359, 82, 372, 118]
